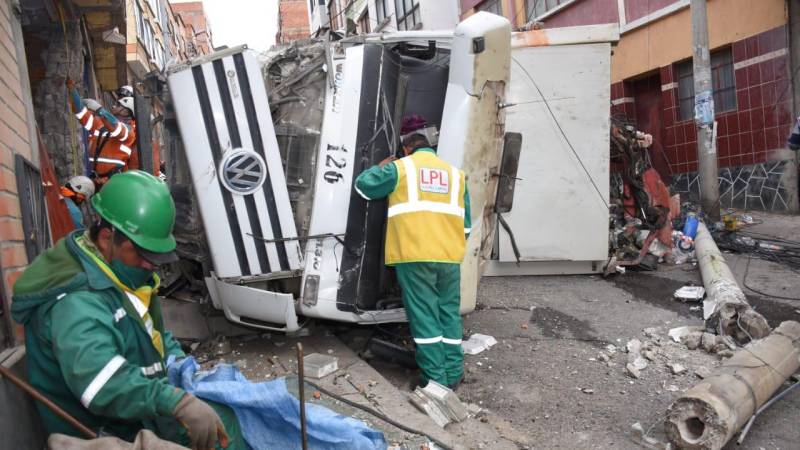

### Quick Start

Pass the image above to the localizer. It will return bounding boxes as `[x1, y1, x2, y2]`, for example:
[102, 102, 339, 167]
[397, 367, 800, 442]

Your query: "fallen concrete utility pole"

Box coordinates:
[695, 222, 770, 343]
[665, 320, 800, 449]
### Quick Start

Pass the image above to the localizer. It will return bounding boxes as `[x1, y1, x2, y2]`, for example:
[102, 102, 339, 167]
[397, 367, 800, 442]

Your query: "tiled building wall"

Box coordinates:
[611, 25, 792, 174]
[610, 25, 797, 211]
[663, 26, 791, 173]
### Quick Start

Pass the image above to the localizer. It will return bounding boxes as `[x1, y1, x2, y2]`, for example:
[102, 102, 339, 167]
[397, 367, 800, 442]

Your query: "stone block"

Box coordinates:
[302, 353, 338, 379]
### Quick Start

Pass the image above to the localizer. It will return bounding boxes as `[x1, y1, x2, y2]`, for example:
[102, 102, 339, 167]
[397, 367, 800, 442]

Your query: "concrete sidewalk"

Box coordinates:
[187, 326, 523, 449]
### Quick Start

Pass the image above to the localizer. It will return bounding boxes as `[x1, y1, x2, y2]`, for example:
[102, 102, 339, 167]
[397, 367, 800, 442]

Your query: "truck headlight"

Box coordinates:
[302, 275, 320, 306]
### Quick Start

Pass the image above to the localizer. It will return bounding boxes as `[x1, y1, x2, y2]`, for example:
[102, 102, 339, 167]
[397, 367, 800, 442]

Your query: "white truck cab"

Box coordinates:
[167, 13, 512, 332]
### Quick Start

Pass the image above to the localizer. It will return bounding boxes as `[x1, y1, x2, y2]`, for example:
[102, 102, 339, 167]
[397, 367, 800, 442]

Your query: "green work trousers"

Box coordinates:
[395, 262, 463, 386]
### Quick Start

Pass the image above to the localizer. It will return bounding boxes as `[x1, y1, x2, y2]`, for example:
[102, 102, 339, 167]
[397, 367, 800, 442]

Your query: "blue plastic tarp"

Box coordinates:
[168, 357, 387, 450]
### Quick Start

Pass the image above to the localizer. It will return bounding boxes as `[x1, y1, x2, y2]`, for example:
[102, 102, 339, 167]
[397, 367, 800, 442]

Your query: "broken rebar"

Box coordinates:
[296, 343, 308, 450]
[0, 364, 96, 439]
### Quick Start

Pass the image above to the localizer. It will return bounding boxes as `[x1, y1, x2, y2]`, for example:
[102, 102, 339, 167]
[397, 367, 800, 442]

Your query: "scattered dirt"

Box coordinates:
[743, 292, 800, 328]
[613, 273, 701, 319]
[339, 213, 800, 449]
[356, 264, 799, 449]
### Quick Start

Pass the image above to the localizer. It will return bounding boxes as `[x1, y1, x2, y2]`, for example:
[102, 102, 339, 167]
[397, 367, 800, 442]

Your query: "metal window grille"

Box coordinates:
[14, 155, 51, 262]
[525, 0, 569, 19]
[376, 0, 389, 24]
[395, 0, 420, 31]
[676, 47, 737, 122]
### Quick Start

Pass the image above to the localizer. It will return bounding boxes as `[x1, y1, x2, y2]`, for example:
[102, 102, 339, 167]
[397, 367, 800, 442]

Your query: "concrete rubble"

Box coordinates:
[668, 326, 704, 343]
[668, 363, 686, 375]
[665, 321, 800, 450]
[461, 334, 498, 355]
[410, 381, 470, 428]
[631, 422, 673, 450]
[302, 353, 339, 379]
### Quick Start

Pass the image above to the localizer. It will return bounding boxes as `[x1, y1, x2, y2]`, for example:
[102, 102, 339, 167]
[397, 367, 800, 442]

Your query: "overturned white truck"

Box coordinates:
[166, 13, 516, 332]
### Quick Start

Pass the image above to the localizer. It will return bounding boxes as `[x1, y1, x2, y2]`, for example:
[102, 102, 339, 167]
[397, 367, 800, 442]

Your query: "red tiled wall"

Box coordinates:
[610, 81, 635, 119]
[659, 25, 790, 173]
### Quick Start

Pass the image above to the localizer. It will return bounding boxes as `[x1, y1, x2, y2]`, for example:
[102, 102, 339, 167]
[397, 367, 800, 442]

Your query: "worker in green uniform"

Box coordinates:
[12, 171, 244, 449]
[355, 131, 470, 390]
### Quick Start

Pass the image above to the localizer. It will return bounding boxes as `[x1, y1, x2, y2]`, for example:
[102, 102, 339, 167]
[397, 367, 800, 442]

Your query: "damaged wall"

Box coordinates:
[24, 16, 86, 183]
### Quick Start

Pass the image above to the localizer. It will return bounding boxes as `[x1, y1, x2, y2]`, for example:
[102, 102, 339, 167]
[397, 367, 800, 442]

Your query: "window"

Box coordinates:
[395, 0, 420, 31]
[376, 0, 389, 24]
[15, 155, 50, 263]
[358, 10, 370, 33]
[144, 22, 154, 58]
[676, 47, 736, 122]
[525, 0, 570, 19]
[478, 0, 502, 15]
[134, 0, 145, 40]
[328, 0, 340, 30]
[309, 0, 324, 12]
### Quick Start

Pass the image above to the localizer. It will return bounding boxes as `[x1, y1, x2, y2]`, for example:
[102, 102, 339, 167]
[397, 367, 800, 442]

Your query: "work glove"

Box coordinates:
[172, 393, 229, 450]
[83, 98, 102, 112]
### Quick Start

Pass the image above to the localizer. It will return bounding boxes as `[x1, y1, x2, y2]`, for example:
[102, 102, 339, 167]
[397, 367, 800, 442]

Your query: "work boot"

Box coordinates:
[412, 377, 428, 391]
[447, 374, 465, 391]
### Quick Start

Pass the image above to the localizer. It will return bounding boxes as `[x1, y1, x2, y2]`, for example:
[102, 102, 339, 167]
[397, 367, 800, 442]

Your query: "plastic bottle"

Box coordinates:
[683, 213, 699, 239]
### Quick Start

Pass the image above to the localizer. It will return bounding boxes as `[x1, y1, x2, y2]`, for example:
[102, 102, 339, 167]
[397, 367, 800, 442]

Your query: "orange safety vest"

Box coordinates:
[385, 150, 467, 265]
[75, 107, 138, 178]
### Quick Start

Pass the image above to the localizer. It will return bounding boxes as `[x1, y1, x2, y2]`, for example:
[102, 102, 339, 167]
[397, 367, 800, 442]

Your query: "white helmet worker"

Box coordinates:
[117, 85, 134, 98]
[66, 175, 95, 198]
[117, 96, 135, 115]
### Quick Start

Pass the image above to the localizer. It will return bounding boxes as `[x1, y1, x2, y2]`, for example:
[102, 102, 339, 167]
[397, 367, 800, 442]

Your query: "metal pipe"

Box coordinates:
[0, 364, 96, 439]
[296, 342, 308, 450]
[695, 222, 770, 344]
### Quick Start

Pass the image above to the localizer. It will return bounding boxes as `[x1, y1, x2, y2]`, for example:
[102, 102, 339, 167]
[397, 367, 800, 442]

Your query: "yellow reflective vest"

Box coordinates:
[385, 150, 467, 265]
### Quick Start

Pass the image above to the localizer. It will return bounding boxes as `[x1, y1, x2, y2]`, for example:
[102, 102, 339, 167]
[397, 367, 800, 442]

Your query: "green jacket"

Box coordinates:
[11, 231, 186, 441]
[355, 148, 472, 237]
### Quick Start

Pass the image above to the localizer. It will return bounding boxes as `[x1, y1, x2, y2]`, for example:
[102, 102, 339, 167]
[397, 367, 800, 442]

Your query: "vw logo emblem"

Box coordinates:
[219, 149, 266, 195]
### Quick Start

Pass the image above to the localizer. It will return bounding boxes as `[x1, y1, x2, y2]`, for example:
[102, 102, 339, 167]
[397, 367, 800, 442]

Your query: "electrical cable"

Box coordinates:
[303, 379, 455, 450]
[742, 255, 800, 301]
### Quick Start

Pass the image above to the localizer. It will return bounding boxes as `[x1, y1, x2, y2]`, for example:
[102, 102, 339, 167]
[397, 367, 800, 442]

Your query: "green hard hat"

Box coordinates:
[91, 170, 177, 256]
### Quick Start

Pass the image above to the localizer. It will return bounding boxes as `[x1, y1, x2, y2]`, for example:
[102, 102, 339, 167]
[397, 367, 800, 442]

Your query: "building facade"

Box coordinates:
[309, 0, 460, 35]
[170, 0, 213, 54]
[278, 0, 311, 44]
[1, 0, 39, 349]
[5, 0, 210, 348]
[464, 0, 798, 212]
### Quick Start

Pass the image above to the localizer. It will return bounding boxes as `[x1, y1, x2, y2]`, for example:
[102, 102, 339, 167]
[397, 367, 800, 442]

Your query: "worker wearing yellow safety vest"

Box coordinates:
[355, 130, 471, 390]
[67, 78, 138, 187]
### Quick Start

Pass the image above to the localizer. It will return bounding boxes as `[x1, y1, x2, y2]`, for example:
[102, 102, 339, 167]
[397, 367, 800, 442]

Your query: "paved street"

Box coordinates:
[369, 212, 800, 449]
